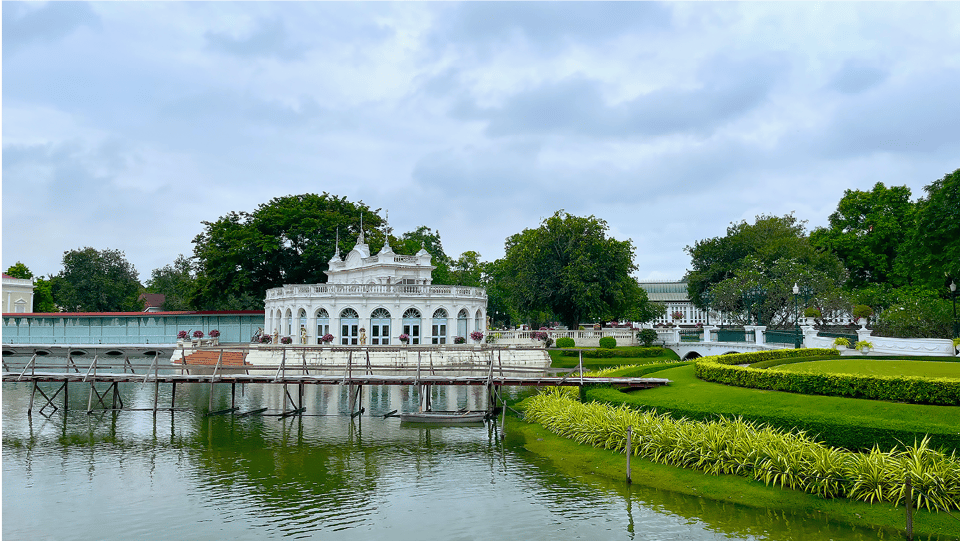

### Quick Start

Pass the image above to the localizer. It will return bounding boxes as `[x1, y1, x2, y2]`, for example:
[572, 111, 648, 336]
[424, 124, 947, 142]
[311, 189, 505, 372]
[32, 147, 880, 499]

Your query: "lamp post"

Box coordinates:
[792, 283, 814, 348]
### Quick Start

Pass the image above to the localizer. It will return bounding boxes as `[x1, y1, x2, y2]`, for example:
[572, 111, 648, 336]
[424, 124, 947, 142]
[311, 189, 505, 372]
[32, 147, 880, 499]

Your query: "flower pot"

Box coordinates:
[805, 317, 816, 326]
[835, 345, 847, 352]
[859, 347, 871, 354]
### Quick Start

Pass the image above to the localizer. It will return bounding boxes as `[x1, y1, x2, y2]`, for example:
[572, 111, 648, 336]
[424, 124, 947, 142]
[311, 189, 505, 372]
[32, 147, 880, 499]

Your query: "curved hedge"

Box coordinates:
[560, 347, 666, 359]
[695, 349, 960, 406]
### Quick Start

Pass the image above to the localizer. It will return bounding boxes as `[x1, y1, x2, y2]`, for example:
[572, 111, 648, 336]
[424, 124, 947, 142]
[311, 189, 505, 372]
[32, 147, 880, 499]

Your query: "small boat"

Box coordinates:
[398, 410, 487, 424]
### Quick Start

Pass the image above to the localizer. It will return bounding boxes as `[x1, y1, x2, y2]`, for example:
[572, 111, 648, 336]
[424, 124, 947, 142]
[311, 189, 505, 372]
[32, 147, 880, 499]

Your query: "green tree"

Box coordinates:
[191, 193, 382, 309]
[449, 251, 483, 287]
[685, 214, 847, 325]
[32, 277, 57, 312]
[145, 255, 196, 311]
[5, 261, 33, 279]
[51, 247, 143, 312]
[500, 211, 638, 329]
[809, 182, 914, 288]
[895, 169, 960, 290]
[395, 226, 451, 284]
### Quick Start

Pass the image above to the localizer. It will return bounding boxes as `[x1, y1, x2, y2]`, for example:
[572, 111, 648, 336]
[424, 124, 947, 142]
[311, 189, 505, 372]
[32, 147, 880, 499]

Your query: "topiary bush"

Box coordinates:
[637, 328, 658, 347]
[598, 336, 617, 349]
[555, 336, 575, 348]
[561, 347, 665, 358]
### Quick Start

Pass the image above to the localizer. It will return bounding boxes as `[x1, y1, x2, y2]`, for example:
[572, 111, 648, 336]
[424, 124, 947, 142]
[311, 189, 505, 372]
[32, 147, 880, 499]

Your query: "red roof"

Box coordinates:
[3, 310, 265, 317]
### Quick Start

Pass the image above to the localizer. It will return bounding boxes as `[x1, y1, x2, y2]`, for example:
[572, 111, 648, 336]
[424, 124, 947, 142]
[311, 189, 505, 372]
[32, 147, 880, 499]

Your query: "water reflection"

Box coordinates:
[2, 379, 940, 540]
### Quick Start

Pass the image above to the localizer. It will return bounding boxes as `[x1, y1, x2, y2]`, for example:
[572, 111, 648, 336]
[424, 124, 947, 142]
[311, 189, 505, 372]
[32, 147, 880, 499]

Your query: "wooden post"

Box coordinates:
[28, 381, 37, 416]
[231, 382, 236, 410]
[626, 425, 633, 484]
[63, 380, 69, 412]
[905, 476, 914, 541]
[171, 382, 177, 410]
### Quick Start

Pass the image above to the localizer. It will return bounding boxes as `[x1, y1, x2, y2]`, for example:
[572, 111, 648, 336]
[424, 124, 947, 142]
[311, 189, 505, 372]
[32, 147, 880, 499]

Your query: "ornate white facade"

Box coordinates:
[264, 231, 487, 345]
[2, 274, 35, 314]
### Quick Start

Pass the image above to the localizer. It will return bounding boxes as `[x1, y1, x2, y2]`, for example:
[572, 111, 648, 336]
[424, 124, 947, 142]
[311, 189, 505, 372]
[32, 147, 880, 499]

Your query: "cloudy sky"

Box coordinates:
[4, 2, 960, 285]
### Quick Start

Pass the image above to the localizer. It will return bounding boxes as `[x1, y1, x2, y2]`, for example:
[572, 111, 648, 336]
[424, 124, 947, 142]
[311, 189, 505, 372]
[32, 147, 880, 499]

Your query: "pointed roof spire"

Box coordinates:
[358, 213, 366, 244]
[335, 227, 341, 256]
[382, 209, 391, 249]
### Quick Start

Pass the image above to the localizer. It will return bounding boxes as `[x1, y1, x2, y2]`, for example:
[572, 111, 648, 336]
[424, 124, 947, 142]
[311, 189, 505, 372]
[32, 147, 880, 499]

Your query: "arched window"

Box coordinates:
[402, 308, 422, 345]
[298, 309, 307, 342]
[432, 308, 448, 344]
[457, 309, 468, 341]
[475, 309, 483, 333]
[316, 308, 330, 344]
[370, 308, 391, 345]
[285, 309, 293, 337]
[340, 308, 359, 345]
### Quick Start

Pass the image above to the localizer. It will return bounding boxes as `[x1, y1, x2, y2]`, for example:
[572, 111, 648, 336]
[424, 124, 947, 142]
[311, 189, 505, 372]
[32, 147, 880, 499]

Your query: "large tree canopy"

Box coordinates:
[51, 247, 143, 312]
[895, 168, 960, 290]
[5, 261, 33, 279]
[190, 193, 383, 309]
[685, 214, 847, 325]
[499, 211, 640, 329]
[809, 182, 914, 289]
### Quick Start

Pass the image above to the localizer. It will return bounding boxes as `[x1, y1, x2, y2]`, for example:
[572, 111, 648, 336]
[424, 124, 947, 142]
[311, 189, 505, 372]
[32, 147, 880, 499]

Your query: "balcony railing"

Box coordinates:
[267, 283, 487, 300]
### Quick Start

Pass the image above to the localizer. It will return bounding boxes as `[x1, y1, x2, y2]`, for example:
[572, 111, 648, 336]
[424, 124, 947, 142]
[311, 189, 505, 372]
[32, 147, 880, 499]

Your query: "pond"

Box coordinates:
[2, 376, 915, 540]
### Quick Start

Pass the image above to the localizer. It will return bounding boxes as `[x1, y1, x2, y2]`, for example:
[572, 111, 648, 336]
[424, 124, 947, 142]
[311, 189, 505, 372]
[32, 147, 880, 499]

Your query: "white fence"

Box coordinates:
[486, 329, 636, 348]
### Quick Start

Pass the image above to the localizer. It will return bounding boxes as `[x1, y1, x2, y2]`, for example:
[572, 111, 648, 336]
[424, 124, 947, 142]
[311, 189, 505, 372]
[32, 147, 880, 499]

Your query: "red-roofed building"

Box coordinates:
[139, 293, 166, 312]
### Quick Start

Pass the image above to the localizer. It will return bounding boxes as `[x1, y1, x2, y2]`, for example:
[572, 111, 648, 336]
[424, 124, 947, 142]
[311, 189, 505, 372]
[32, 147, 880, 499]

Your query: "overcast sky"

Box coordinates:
[4, 2, 960, 285]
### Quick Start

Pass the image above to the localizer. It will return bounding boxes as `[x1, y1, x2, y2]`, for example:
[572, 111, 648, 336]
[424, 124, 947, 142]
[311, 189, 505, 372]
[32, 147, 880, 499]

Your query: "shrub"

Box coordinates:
[280, 336, 292, 344]
[208, 329, 220, 338]
[693, 349, 960, 406]
[803, 307, 821, 318]
[177, 330, 188, 339]
[637, 328, 658, 347]
[320, 333, 334, 343]
[470, 330, 484, 342]
[598, 336, 617, 349]
[561, 347, 665, 358]
[454, 336, 466, 344]
[193, 330, 204, 339]
[260, 334, 273, 344]
[873, 298, 952, 338]
[852, 305, 874, 319]
[832, 337, 849, 347]
[854, 340, 873, 350]
[555, 337, 575, 348]
[485, 333, 498, 344]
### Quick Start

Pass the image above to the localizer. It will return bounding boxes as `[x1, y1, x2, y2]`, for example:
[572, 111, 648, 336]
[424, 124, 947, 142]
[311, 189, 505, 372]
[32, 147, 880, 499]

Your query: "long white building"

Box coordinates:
[264, 230, 487, 345]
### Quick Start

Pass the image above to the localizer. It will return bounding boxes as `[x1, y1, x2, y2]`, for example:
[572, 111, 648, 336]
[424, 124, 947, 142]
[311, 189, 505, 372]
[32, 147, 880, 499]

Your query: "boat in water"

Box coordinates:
[398, 410, 488, 424]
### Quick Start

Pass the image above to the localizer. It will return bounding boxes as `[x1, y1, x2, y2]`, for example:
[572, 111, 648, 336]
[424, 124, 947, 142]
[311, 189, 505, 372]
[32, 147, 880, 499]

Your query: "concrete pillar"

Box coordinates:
[702, 325, 715, 343]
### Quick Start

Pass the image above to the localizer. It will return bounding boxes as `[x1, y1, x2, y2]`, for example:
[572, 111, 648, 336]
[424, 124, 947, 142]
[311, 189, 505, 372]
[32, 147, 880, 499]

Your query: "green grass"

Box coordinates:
[776, 359, 960, 378]
[587, 364, 960, 452]
[548, 347, 680, 369]
[509, 416, 960, 540]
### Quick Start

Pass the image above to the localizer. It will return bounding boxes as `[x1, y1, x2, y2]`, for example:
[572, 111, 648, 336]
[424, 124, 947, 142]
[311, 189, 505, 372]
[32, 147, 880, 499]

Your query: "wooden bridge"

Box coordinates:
[2, 346, 670, 418]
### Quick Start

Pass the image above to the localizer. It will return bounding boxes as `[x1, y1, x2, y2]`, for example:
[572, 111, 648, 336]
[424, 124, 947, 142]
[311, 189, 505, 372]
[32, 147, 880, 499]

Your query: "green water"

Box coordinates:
[1, 379, 929, 540]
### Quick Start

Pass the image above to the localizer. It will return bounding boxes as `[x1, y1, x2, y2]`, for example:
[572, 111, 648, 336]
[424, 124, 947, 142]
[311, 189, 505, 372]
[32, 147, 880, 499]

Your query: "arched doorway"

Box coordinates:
[298, 309, 307, 343]
[432, 308, 448, 344]
[474, 309, 482, 334]
[402, 308, 421, 345]
[284, 309, 293, 337]
[340, 308, 359, 345]
[316, 308, 330, 344]
[370, 308, 391, 345]
[457, 309, 468, 341]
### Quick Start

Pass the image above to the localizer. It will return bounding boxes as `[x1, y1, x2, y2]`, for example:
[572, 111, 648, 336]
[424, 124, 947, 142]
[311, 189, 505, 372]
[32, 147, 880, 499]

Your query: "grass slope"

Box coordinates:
[548, 348, 680, 369]
[588, 364, 960, 452]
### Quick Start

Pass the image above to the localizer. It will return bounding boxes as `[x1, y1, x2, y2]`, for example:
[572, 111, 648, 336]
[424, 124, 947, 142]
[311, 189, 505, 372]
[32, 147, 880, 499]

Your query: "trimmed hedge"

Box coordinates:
[555, 337, 575, 348]
[695, 350, 960, 406]
[587, 386, 960, 453]
[598, 336, 617, 349]
[560, 347, 666, 359]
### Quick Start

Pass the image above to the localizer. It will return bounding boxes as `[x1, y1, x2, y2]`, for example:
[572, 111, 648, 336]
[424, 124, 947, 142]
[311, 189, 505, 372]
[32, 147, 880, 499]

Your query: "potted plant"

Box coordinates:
[260, 334, 273, 344]
[320, 333, 334, 345]
[470, 330, 484, 343]
[832, 337, 849, 351]
[208, 329, 220, 345]
[454, 336, 466, 344]
[852, 305, 874, 327]
[855, 340, 873, 354]
[280, 336, 293, 345]
[670, 311, 683, 326]
[399, 333, 410, 345]
[803, 307, 821, 326]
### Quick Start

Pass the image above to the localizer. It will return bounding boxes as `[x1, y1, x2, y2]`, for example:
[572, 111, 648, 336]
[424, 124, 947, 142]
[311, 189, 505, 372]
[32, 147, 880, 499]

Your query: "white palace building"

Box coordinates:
[264, 229, 487, 346]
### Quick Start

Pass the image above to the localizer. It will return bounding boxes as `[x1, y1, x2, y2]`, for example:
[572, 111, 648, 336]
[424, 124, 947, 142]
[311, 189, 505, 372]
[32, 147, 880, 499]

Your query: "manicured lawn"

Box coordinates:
[548, 348, 680, 369]
[587, 364, 960, 452]
[776, 359, 960, 378]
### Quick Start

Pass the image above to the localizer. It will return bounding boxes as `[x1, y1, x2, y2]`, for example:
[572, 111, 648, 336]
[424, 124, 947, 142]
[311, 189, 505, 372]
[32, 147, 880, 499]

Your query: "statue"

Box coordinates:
[300, 325, 307, 344]
[272, 328, 279, 344]
[251, 327, 263, 343]
[359, 327, 367, 345]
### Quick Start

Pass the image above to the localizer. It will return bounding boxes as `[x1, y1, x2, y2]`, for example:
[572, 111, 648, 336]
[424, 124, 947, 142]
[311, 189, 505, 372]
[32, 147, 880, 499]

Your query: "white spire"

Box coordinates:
[382, 209, 391, 249]
[358, 213, 366, 244]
